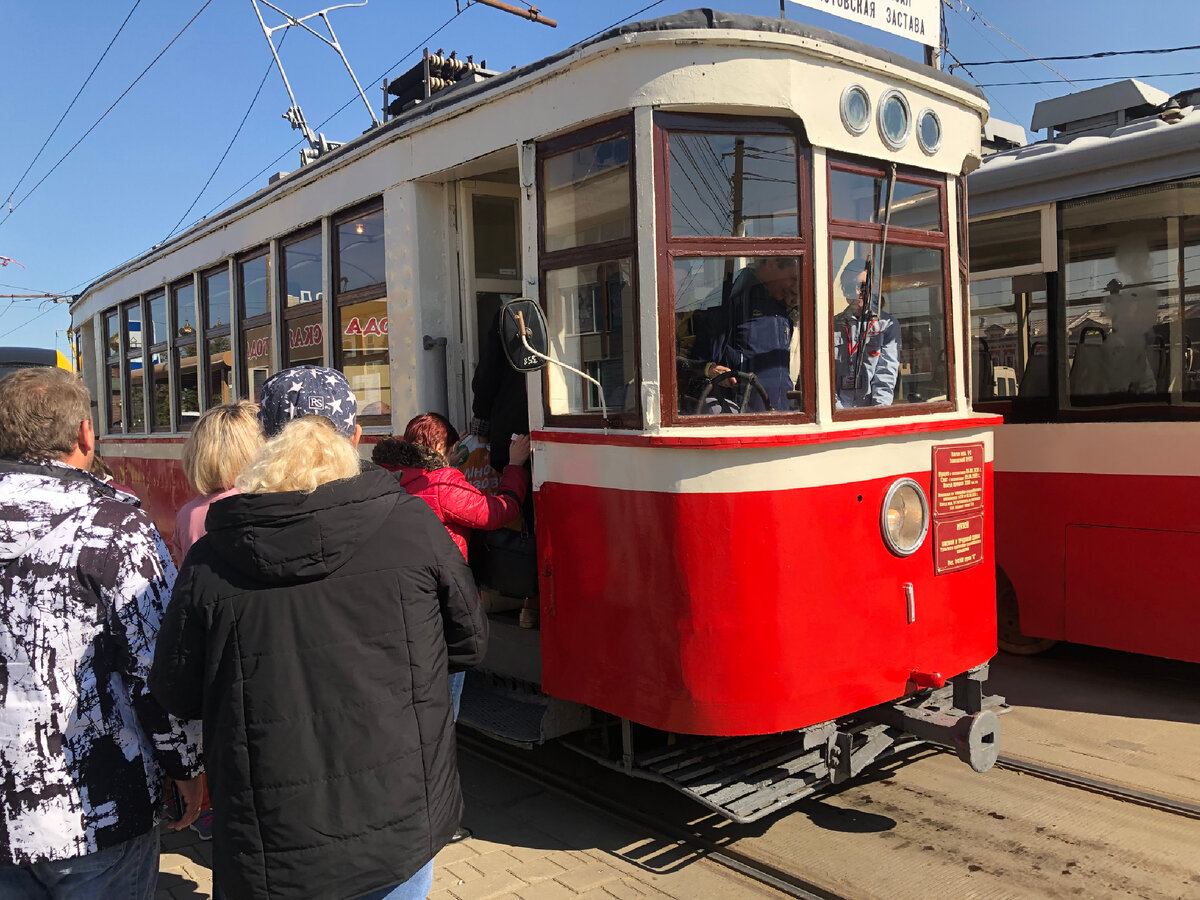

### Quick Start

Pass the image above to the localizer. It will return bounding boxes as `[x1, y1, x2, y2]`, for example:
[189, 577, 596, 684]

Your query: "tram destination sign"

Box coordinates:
[787, 0, 940, 47]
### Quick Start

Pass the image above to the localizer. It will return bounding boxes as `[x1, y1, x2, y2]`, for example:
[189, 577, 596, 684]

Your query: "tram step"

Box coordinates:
[458, 670, 591, 748]
[633, 732, 831, 824]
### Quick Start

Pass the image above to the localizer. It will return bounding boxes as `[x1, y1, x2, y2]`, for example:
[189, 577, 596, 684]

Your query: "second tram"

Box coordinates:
[72, 10, 1000, 821]
[969, 79, 1200, 663]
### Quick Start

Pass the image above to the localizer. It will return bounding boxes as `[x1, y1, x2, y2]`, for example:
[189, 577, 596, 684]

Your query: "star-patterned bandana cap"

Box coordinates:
[259, 365, 358, 438]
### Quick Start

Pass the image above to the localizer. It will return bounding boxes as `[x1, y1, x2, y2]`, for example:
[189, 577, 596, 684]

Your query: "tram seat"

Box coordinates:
[1018, 350, 1050, 397]
[1069, 329, 1108, 397]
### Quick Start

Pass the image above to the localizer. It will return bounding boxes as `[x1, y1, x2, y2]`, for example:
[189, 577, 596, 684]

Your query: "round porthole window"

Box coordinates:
[917, 108, 942, 154]
[841, 85, 871, 135]
[878, 90, 911, 151]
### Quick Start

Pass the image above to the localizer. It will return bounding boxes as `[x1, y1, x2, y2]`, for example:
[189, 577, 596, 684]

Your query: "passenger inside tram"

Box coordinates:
[832, 259, 900, 408]
[682, 256, 803, 414]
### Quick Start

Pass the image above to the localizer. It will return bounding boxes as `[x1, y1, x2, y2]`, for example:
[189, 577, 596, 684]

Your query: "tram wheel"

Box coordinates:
[996, 569, 1057, 656]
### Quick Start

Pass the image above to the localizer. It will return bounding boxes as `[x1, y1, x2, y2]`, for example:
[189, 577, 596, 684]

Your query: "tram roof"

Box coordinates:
[969, 100, 1200, 215]
[75, 8, 982, 306]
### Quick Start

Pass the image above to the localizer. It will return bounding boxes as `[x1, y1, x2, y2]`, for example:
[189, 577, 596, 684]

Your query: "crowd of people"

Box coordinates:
[0, 362, 531, 900]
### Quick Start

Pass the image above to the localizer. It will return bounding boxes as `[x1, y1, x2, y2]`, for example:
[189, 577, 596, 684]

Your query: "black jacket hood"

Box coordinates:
[203, 465, 404, 584]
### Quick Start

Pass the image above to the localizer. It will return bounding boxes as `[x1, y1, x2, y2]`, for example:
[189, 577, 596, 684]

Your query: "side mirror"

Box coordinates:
[499, 297, 549, 372]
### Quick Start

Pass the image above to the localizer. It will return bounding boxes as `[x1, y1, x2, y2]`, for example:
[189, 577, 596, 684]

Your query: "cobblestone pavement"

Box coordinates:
[155, 751, 782, 899]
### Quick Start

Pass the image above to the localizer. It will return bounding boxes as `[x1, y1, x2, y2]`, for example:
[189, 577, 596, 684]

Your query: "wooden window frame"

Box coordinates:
[120, 298, 146, 434]
[537, 115, 641, 429]
[827, 156, 955, 422]
[333, 200, 389, 427]
[102, 309, 122, 434]
[279, 226, 325, 368]
[655, 112, 815, 427]
[237, 247, 272, 403]
[201, 265, 233, 410]
[144, 290, 170, 433]
[171, 278, 199, 432]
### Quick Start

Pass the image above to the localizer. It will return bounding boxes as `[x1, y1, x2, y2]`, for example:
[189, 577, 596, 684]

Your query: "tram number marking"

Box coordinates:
[933, 513, 984, 574]
[931, 442, 984, 517]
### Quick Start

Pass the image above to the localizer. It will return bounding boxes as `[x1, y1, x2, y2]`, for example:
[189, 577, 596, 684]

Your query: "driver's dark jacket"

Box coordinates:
[689, 267, 795, 412]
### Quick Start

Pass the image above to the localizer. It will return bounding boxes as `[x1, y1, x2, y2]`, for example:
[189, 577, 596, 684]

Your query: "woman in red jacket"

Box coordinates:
[373, 413, 530, 561]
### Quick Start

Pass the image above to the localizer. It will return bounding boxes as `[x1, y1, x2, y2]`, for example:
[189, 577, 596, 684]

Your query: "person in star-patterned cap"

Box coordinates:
[257, 365, 359, 440]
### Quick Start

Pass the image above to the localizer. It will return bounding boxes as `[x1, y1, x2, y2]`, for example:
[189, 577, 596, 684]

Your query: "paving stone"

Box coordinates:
[510, 880, 579, 900]
[506, 856, 568, 884]
[437, 840, 484, 865]
[445, 860, 487, 883]
[554, 862, 622, 893]
[428, 891, 461, 900]
[470, 850, 526, 875]
[601, 881, 648, 900]
[446, 870, 528, 900]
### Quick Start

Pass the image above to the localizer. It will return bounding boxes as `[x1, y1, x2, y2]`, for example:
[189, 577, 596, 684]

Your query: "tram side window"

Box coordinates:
[282, 229, 325, 366]
[203, 267, 234, 409]
[239, 250, 274, 403]
[122, 299, 145, 432]
[172, 279, 200, 430]
[828, 161, 952, 415]
[1060, 179, 1200, 409]
[104, 310, 122, 432]
[334, 204, 390, 424]
[146, 291, 170, 431]
[538, 121, 640, 426]
[660, 117, 809, 422]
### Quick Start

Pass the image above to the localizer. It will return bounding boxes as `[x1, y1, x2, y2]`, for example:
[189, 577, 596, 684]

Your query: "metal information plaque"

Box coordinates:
[931, 442, 986, 575]
[787, 0, 941, 47]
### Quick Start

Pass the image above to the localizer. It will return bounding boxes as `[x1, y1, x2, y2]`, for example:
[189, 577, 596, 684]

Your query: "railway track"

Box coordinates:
[457, 731, 850, 900]
[993, 754, 1200, 821]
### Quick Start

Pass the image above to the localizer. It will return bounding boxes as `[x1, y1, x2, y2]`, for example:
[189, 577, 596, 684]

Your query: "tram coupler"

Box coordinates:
[869, 703, 1001, 773]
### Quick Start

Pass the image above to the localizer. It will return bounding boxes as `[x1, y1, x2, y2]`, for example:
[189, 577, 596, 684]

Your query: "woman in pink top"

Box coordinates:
[173, 401, 264, 562]
[372, 413, 530, 561]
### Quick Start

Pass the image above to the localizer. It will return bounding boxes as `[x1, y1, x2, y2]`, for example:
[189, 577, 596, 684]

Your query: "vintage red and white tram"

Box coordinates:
[72, 10, 999, 822]
[968, 80, 1200, 664]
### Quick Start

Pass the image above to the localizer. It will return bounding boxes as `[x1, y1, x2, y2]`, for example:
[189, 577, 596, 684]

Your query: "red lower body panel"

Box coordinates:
[995, 471, 1200, 663]
[103, 450, 190, 555]
[537, 468, 996, 736]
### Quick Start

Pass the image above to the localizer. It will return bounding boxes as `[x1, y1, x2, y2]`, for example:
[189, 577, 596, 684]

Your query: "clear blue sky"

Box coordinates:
[2, 0, 1197, 356]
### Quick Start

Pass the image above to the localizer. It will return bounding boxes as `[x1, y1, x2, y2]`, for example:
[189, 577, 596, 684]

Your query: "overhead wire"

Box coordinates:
[2, 0, 144, 215]
[0, 303, 63, 342]
[980, 71, 1200, 87]
[0, 0, 215, 232]
[161, 29, 290, 243]
[956, 42, 1200, 67]
[943, 0, 1078, 89]
[582, 0, 669, 43]
[198, 6, 470, 223]
[942, 47, 1023, 125]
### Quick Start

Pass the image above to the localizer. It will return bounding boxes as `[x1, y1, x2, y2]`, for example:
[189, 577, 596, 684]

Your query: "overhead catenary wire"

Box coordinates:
[941, 47, 1024, 125]
[0, 303, 63, 342]
[943, 0, 1079, 88]
[2, 0, 144, 215]
[0, 0, 214, 232]
[582, 0, 669, 43]
[980, 71, 1200, 87]
[161, 29, 290, 243]
[956, 42, 1200, 67]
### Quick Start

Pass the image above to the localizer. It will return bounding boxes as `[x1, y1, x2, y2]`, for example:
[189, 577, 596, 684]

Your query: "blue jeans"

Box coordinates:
[449, 671, 465, 721]
[356, 859, 434, 900]
[0, 828, 158, 900]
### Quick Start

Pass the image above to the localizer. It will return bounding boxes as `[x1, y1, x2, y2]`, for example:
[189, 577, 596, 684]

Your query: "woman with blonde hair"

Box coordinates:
[151, 366, 485, 900]
[173, 400, 262, 562]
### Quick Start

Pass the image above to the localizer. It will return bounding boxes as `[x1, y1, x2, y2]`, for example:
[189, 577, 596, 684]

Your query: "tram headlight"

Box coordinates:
[880, 478, 929, 557]
[841, 85, 871, 135]
[917, 108, 942, 154]
[878, 90, 912, 151]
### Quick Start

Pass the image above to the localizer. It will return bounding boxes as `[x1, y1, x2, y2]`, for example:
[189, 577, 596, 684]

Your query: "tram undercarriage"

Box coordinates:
[459, 612, 1004, 824]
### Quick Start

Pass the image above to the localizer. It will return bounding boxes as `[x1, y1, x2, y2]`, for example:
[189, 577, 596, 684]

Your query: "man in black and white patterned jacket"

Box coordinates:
[0, 366, 203, 899]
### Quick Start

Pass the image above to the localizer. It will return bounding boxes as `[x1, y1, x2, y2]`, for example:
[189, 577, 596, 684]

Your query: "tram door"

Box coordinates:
[456, 180, 522, 419]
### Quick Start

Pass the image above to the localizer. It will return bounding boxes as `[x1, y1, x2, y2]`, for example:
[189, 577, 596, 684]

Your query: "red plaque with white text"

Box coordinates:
[934, 513, 985, 574]
[931, 442, 984, 518]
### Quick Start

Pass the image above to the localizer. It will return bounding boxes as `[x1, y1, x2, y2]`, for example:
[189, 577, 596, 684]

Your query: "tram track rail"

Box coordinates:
[457, 731, 851, 900]
[993, 754, 1200, 821]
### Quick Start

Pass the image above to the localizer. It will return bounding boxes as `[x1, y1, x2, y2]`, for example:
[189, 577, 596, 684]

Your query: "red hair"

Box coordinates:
[403, 412, 459, 452]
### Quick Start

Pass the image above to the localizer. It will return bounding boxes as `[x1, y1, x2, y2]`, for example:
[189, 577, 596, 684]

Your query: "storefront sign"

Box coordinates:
[245, 336, 270, 362]
[787, 0, 940, 47]
[289, 323, 323, 350]
[931, 442, 984, 517]
[934, 513, 985, 574]
[343, 315, 388, 337]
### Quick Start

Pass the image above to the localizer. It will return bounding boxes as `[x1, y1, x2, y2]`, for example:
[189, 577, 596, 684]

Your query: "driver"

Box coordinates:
[833, 259, 900, 408]
[685, 257, 802, 413]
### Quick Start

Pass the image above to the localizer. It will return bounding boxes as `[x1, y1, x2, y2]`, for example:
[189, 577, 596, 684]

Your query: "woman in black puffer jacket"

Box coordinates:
[151, 367, 486, 900]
